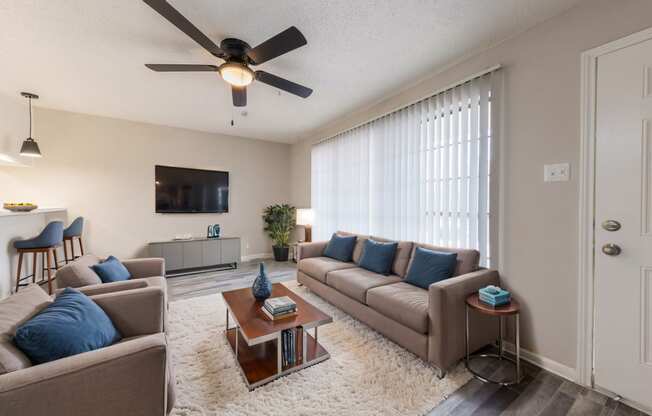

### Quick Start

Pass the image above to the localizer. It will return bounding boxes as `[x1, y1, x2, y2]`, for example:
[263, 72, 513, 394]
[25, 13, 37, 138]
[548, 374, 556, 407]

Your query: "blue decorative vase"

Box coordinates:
[252, 263, 272, 300]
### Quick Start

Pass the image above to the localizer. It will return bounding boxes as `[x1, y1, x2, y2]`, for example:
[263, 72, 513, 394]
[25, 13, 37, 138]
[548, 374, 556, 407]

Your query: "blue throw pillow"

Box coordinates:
[405, 247, 458, 289]
[14, 288, 121, 364]
[323, 234, 357, 262]
[358, 239, 398, 275]
[91, 256, 131, 283]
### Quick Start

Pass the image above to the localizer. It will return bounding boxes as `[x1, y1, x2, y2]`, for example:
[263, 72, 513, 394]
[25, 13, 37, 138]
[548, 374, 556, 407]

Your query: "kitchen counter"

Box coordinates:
[0, 208, 67, 298]
[0, 208, 67, 217]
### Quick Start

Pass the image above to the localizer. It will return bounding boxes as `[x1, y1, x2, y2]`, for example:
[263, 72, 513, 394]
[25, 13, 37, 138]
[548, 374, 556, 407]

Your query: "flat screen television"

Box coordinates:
[155, 165, 229, 213]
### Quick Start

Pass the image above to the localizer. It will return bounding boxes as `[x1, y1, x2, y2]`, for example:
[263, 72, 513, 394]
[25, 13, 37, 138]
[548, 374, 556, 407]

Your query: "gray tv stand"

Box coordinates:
[148, 237, 241, 277]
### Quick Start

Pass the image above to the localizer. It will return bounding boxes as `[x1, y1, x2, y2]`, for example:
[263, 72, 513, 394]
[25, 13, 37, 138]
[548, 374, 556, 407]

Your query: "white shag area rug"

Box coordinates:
[168, 281, 471, 416]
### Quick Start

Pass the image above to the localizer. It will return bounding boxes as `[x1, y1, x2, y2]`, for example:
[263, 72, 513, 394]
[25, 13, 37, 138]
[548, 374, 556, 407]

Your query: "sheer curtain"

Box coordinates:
[312, 70, 501, 266]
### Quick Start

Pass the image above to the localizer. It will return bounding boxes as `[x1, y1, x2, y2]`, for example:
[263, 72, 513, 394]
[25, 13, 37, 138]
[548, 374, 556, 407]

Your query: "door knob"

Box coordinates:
[601, 220, 621, 232]
[601, 243, 621, 256]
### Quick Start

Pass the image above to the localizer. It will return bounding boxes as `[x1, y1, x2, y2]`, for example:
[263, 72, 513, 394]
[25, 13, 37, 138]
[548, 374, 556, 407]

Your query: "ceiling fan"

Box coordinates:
[142, 0, 313, 107]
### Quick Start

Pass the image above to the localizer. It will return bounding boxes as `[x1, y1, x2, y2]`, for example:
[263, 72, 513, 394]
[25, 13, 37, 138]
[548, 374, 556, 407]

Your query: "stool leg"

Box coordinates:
[63, 240, 69, 264]
[41, 252, 46, 280]
[71, 240, 76, 261]
[15, 252, 24, 293]
[53, 249, 60, 270]
[78, 237, 84, 256]
[31, 251, 37, 283]
[46, 249, 53, 295]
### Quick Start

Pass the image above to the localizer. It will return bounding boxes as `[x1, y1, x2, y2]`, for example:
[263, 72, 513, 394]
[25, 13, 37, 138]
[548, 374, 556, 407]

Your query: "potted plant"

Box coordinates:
[262, 204, 296, 261]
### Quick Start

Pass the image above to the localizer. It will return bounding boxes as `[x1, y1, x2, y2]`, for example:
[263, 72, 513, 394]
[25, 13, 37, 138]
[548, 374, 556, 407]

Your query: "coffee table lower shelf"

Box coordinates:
[225, 327, 330, 390]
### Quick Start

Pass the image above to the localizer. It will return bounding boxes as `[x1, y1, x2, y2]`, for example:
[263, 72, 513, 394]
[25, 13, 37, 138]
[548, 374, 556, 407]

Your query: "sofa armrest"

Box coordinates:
[0, 334, 168, 416]
[122, 258, 165, 279]
[297, 241, 328, 260]
[56, 279, 149, 297]
[428, 268, 499, 371]
[91, 287, 165, 338]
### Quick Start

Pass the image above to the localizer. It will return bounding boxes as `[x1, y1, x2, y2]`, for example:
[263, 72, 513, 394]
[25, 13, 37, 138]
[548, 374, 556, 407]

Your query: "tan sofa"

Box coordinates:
[297, 232, 499, 376]
[0, 284, 174, 416]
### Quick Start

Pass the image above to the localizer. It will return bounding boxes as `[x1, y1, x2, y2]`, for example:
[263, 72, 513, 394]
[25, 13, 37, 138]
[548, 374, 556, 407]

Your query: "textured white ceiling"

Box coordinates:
[0, 0, 583, 143]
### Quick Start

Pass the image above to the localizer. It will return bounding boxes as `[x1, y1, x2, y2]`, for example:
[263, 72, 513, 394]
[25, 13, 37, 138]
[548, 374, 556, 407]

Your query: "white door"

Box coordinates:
[595, 37, 652, 411]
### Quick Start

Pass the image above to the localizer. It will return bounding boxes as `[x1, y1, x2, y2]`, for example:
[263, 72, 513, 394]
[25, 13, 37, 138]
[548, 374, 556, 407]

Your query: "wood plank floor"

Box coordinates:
[167, 261, 648, 416]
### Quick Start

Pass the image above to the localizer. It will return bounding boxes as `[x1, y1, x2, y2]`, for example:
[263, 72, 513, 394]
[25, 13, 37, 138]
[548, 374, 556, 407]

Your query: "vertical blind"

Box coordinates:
[311, 69, 501, 266]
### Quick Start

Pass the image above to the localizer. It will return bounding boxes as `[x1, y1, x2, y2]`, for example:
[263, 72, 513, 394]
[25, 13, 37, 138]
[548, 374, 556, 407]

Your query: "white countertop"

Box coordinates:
[0, 208, 67, 218]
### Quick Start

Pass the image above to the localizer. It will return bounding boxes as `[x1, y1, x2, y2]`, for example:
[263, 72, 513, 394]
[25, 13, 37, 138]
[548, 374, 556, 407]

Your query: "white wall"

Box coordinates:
[0, 92, 30, 166]
[289, 0, 652, 372]
[0, 108, 292, 261]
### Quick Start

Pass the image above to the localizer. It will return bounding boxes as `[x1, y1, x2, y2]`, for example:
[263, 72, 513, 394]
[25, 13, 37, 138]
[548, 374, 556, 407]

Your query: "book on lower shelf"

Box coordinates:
[281, 328, 301, 368]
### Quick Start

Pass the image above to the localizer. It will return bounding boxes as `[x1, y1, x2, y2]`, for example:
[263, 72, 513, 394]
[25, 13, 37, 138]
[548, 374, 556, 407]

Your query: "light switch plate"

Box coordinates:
[544, 163, 570, 182]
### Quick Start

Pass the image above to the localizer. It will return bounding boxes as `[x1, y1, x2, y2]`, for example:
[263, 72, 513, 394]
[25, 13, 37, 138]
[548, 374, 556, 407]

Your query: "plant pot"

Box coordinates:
[272, 246, 289, 262]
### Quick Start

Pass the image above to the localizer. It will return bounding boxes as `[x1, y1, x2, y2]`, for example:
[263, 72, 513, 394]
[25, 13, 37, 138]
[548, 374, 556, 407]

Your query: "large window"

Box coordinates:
[311, 70, 501, 266]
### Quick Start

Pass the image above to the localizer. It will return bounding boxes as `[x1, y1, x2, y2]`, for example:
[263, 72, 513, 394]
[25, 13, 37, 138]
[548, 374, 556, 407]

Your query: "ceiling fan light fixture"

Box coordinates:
[219, 62, 254, 87]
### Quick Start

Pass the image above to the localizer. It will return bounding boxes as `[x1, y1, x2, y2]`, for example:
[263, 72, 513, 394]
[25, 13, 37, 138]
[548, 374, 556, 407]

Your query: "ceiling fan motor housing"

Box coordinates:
[220, 38, 252, 62]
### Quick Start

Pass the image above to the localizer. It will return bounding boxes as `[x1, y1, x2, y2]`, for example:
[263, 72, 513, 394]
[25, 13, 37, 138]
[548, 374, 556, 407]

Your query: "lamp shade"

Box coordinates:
[296, 208, 314, 226]
[19, 138, 42, 158]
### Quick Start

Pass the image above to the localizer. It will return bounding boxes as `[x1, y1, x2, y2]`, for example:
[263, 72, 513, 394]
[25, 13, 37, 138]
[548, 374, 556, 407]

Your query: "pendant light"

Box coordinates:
[19, 92, 42, 158]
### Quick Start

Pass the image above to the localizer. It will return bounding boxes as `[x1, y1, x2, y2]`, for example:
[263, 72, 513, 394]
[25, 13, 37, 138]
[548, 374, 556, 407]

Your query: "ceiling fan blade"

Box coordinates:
[143, 0, 224, 57]
[145, 64, 219, 72]
[255, 71, 312, 98]
[247, 26, 307, 65]
[232, 86, 247, 107]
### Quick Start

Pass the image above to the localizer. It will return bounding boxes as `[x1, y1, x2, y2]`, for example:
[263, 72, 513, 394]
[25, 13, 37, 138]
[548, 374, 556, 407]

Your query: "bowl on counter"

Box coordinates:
[3, 203, 38, 212]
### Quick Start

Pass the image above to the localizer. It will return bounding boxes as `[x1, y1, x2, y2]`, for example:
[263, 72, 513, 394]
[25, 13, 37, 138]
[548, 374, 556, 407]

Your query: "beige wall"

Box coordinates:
[289, 0, 652, 370]
[0, 108, 291, 260]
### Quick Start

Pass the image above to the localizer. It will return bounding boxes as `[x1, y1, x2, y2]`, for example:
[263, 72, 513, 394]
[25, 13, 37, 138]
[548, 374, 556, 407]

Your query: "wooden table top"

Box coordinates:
[466, 293, 520, 316]
[222, 283, 333, 344]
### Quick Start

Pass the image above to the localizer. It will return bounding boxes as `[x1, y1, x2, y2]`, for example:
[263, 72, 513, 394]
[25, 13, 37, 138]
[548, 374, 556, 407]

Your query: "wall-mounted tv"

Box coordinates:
[155, 165, 229, 213]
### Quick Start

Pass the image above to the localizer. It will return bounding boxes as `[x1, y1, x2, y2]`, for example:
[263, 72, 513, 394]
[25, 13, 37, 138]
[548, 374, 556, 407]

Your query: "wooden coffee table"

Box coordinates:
[222, 283, 333, 390]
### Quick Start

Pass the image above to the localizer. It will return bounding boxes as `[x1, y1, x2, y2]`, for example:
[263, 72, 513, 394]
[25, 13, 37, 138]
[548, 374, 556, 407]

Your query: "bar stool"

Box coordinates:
[63, 216, 84, 264]
[14, 221, 64, 295]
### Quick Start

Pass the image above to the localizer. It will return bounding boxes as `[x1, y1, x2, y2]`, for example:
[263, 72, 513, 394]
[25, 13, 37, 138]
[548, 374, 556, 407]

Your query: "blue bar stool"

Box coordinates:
[63, 216, 84, 264]
[14, 221, 64, 294]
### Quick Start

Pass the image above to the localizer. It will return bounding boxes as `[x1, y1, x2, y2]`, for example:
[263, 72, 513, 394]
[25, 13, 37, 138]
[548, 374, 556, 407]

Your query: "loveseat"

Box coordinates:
[56, 255, 167, 299]
[297, 231, 499, 376]
[0, 284, 174, 416]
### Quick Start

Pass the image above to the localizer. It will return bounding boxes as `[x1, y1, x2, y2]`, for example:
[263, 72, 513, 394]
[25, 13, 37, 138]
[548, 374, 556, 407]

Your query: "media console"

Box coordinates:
[148, 237, 241, 276]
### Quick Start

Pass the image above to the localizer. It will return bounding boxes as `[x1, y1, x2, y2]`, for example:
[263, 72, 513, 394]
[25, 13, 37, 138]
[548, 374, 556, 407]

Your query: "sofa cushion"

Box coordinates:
[55, 254, 103, 288]
[369, 236, 414, 277]
[336, 231, 369, 264]
[358, 239, 398, 275]
[408, 243, 480, 276]
[404, 247, 457, 289]
[298, 257, 357, 283]
[367, 282, 429, 334]
[91, 256, 132, 283]
[323, 233, 357, 262]
[14, 288, 122, 364]
[326, 267, 402, 303]
[0, 284, 51, 375]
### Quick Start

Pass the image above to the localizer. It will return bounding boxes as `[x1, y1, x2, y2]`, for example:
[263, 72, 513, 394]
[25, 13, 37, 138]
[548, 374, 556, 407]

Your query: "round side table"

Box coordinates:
[465, 293, 522, 386]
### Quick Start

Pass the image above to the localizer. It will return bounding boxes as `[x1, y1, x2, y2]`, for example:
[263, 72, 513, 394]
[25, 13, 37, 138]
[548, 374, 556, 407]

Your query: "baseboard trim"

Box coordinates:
[502, 341, 577, 382]
[241, 253, 273, 262]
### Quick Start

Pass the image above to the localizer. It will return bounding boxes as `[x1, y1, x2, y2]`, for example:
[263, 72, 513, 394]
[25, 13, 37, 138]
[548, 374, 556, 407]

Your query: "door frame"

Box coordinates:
[578, 27, 652, 389]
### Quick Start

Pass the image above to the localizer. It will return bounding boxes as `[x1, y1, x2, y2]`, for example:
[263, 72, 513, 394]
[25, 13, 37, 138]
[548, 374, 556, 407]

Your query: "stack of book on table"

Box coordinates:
[281, 328, 300, 368]
[262, 296, 298, 320]
[479, 285, 511, 307]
